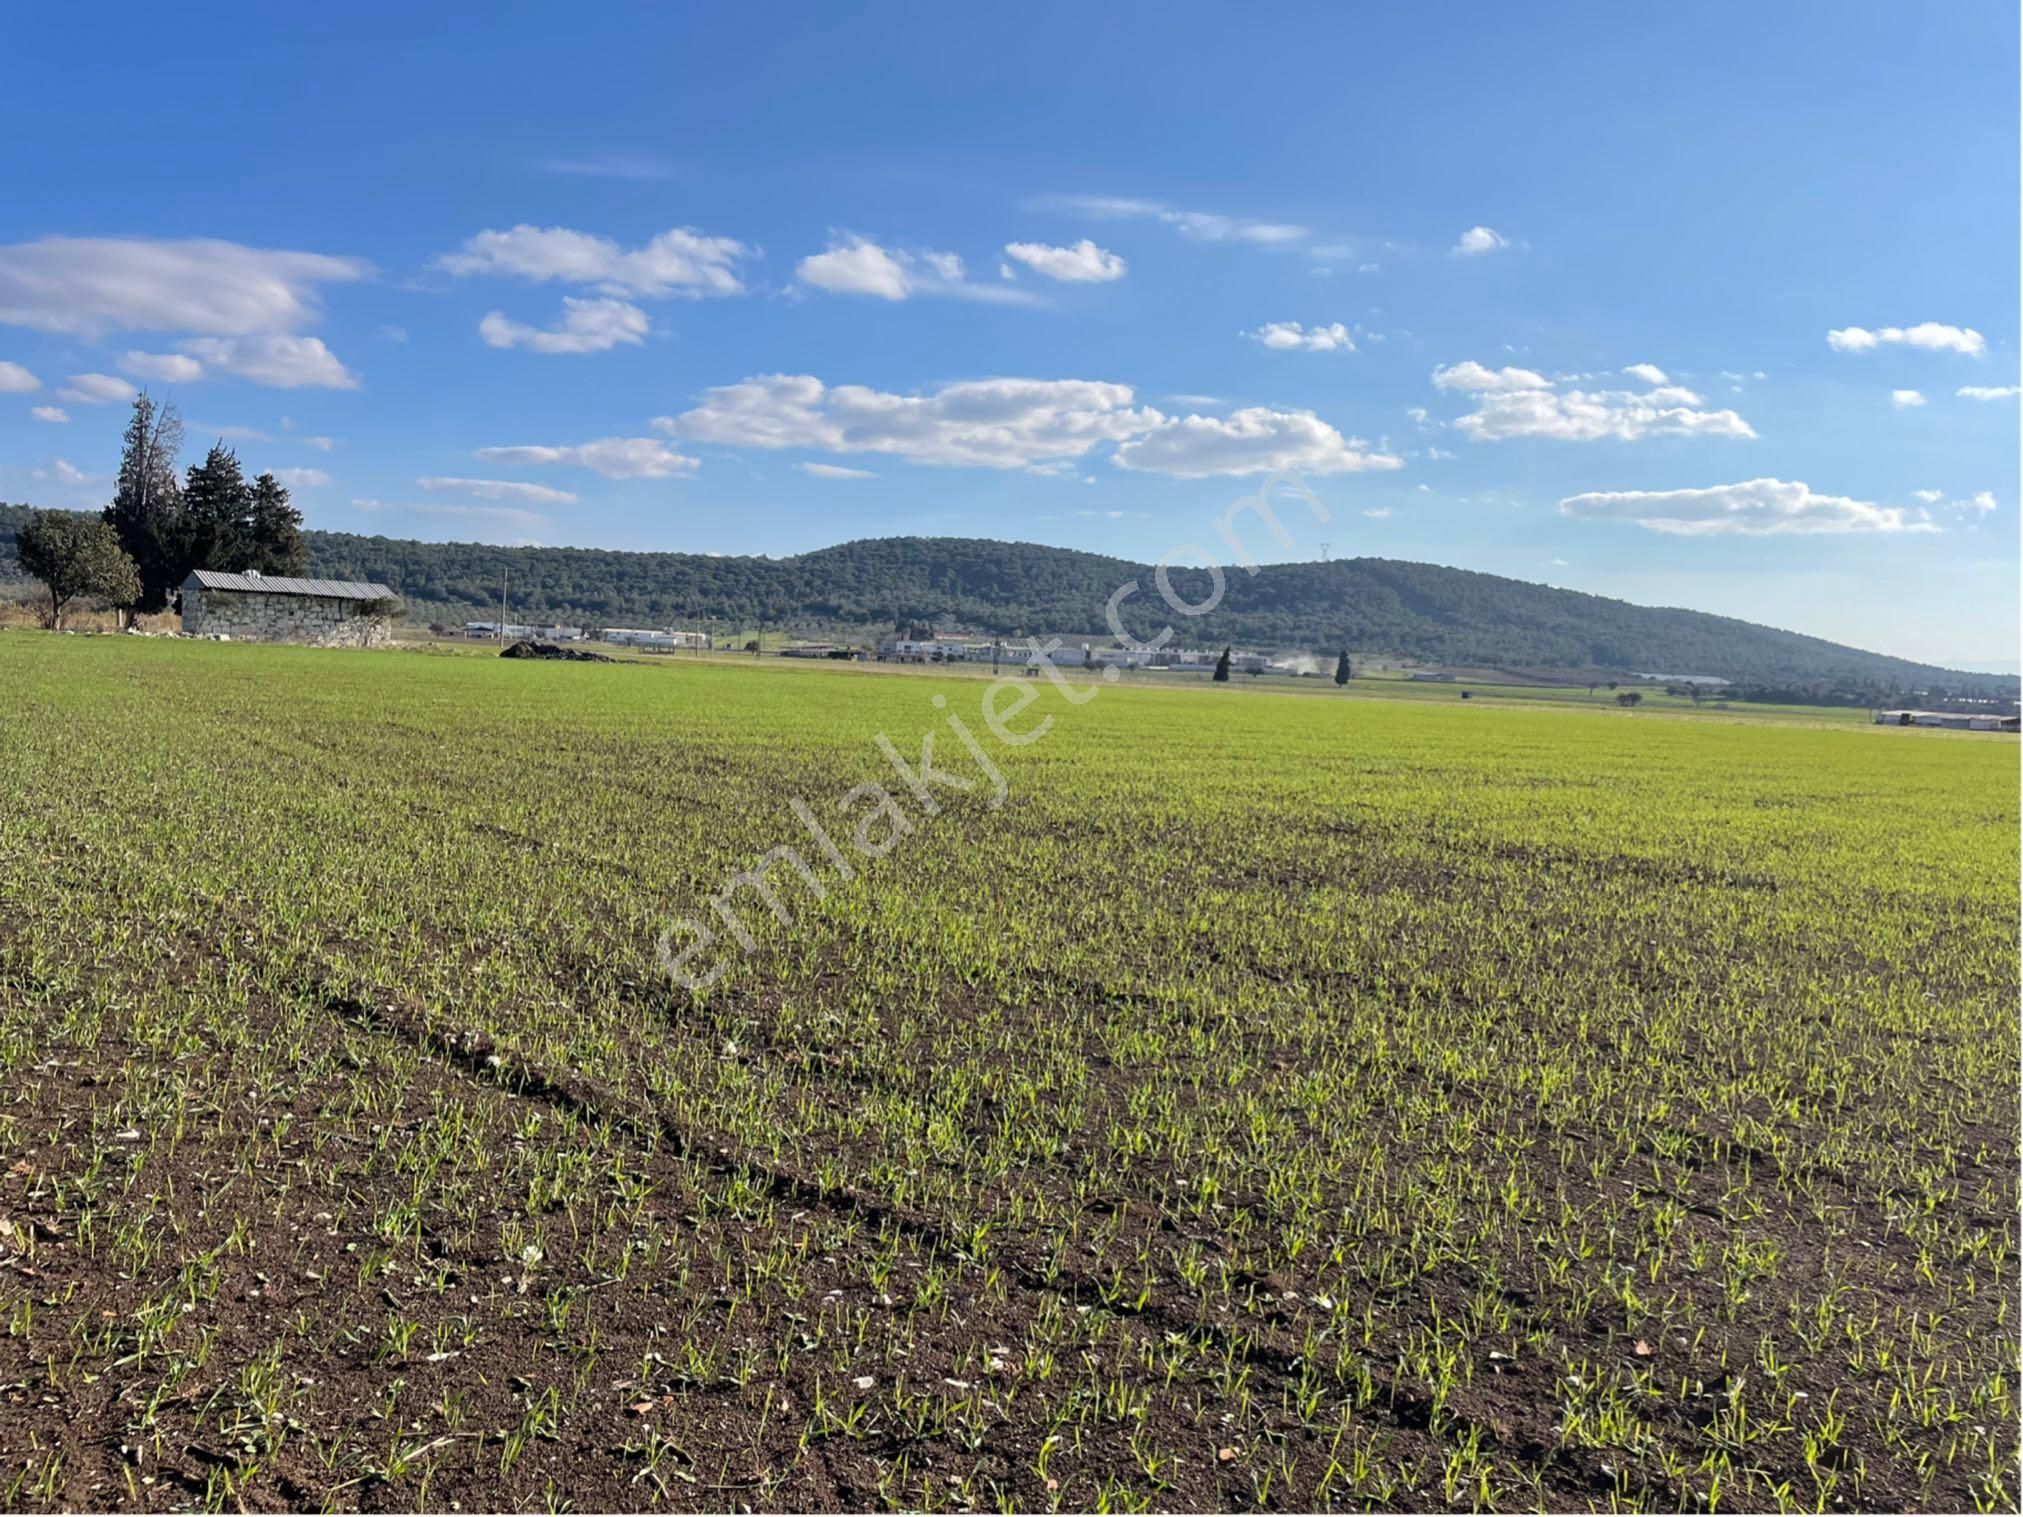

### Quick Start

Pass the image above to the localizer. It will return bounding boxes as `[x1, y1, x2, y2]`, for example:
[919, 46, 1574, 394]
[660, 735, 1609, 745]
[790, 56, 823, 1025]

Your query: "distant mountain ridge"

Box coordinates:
[0, 504, 2009, 694]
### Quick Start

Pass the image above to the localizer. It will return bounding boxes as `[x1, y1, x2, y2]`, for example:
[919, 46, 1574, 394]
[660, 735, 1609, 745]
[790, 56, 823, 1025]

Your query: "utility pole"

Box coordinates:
[499, 570, 508, 642]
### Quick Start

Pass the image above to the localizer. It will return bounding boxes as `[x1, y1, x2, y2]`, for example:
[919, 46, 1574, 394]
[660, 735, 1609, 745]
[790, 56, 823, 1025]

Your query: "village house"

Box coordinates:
[180, 570, 399, 647]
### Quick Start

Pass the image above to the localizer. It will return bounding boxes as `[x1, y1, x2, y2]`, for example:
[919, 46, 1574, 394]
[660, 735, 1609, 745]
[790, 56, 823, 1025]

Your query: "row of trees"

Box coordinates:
[14, 393, 309, 627]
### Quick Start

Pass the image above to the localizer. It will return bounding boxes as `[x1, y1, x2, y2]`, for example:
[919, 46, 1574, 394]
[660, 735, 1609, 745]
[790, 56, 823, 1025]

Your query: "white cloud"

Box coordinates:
[1363, 507, 1392, 519]
[474, 437, 697, 479]
[34, 458, 95, 486]
[1113, 408, 1402, 478]
[1559, 478, 1931, 536]
[1965, 490, 1997, 514]
[1002, 239, 1127, 282]
[0, 361, 38, 392]
[794, 236, 1032, 304]
[1622, 363, 1669, 385]
[1912, 489, 1945, 503]
[1034, 194, 1307, 246]
[304, 435, 334, 451]
[666, 373, 1160, 470]
[478, 297, 649, 354]
[1433, 360, 1754, 441]
[0, 237, 366, 337]
[668, 372, 1398, 479]
[799, 462, 876, 479]
[1431, 360, 1552, 393]
[437, 224, 750, 297]
[30, 405, 67, 423]
[1890, 389, 1926, 409]
[419, 476, 581, 504]
[58, 372, 136, 405]
[1248, 320, 1354, 352]
[272, 467, 332, 490]
[796, 237, 912, 299]
[1958, 384, 2021, 400]
[1827, 323, 1985, 356]
[1452, 226, 1510, 256]
[176, 335, 359, 389]
[120, 350, 205, 382]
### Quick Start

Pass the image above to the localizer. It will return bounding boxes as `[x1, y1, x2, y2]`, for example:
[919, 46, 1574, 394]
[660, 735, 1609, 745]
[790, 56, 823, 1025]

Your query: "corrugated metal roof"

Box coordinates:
[186, 569, 396, 600]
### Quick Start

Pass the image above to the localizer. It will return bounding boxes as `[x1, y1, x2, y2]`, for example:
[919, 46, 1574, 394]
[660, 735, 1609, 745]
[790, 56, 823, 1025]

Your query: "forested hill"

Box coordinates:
[0, 503, 2008, 692]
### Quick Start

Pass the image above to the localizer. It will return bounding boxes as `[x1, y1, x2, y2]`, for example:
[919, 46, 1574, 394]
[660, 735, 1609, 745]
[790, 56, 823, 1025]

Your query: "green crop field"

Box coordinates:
[0, 634, 2015, 1512]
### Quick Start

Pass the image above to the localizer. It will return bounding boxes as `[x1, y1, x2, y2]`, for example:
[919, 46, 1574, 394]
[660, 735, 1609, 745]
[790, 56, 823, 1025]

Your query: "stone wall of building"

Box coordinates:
[182, 589, 393, 648]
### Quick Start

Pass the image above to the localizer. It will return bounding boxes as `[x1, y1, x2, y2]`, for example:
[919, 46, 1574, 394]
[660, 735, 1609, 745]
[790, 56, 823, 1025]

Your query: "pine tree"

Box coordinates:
[102, 393, 185, 615]
[1212, 646, 1232, 683]
[181, 444, 254, 577]
[1334, 650, 1352, 686]
[247, 473, 307, 575]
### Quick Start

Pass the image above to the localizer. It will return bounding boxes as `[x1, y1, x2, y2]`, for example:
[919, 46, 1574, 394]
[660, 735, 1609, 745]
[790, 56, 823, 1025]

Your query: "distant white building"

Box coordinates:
[1874, 709, 2018, 732]
[602, 627, 708, 650]
[878, 637, 973, 662]
[464, 621, 583, 642]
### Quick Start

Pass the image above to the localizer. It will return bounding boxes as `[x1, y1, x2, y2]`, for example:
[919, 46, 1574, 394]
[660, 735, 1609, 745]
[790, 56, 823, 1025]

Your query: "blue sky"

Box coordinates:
[2, 3, 2015, 667]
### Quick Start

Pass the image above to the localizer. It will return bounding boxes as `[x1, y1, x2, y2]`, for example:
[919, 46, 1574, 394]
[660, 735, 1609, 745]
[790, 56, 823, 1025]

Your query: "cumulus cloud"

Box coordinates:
[120, 351, 205, 382]
[474, 437, 697, 479]
[794, 236, 1032, 304]
[0, 361, 38, 392]
[30, 405, 67, 423]
[1452, 226, 1510, 256]
[1248, 320, 1355, 352]
[799, 462, 876, 479]
[58, 373, 136, 405]
[0, 237, 367, 337]
[1912, 489, 1945, 503]
[1003, 239, 1127, 282]
[796, 237, 913, 299]
[176, 335, 359, 389]
[667, 374, 1158, 469]
[419, 476, 581, 504]
[1958, 383, 2021, 400]
[272, 467, 332, 490]
[437, 224, 750, 297]
[478, 297, 649, 354]
[1890, 389, 1926, 409]
[1559, 478, 1931, 536]
[1032, 194, 1307, 246]
[1432, 360, 1754, 442]
[1112, 408, 1401, 478]
[666, 371, 1396, 479]
[1827, 323, 1985, 356]
[1622, 363, 1669, 385]
[1431, 360, 1551, 393]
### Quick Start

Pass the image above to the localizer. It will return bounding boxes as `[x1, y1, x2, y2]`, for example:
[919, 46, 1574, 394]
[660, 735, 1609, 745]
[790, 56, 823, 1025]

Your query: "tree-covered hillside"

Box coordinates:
[1, 503, 2009, 694]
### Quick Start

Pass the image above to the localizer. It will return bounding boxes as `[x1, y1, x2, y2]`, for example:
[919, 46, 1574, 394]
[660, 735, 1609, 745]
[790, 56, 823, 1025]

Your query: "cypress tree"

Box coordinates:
[1212, 646, 1232, 683]
[181, 443, 254, 578]
[102, 392, 185, 615]
[247, 472, 307, 575]
[1334, 650, 1352, 686]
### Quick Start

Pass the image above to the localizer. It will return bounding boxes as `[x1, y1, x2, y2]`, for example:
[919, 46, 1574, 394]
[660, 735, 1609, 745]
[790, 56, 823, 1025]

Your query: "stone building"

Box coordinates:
[179, 569, 399, 647]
